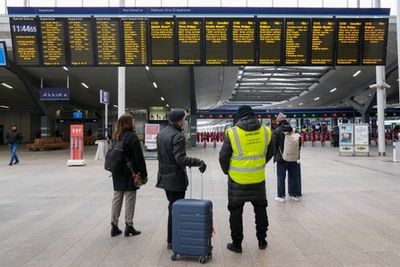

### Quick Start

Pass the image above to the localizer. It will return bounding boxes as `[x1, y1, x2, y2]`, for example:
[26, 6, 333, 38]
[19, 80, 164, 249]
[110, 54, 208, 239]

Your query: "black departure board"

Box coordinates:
[362, 19, 388, 65]
[311, 19, 335, 65]
[150, 19, 175, 65]
[259, 19, 283, 65]
[95, 18, 121, 65]
[232, 19, 255, 65]
[122, 18, 148, 65]
[68, 18, 94, 65]
[178, 19, 202, 65]
[285, 19, 310, 65]
[10, 17, 40, 65]
[205, 19, 230, 65]
[40, 18, 66, 66]
[336, 20, 362, 65]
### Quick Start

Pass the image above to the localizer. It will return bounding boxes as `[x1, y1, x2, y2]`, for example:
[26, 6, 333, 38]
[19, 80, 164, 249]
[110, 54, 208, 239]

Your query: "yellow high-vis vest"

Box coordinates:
[227, 125, 272, 185]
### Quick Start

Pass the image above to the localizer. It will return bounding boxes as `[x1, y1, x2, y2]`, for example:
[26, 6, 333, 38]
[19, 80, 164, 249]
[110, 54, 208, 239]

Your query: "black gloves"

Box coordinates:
[199, 161, 207, 173]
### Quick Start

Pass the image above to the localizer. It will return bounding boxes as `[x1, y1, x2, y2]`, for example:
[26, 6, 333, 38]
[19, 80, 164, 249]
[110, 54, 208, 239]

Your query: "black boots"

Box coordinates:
[14, 160, 19, 165]
[9, 161, 12, 166]
[124, 223, 141, 236]
[111, 223, 122, 237]
[259, 239, 268, 250]
[227, 242, 242, 253]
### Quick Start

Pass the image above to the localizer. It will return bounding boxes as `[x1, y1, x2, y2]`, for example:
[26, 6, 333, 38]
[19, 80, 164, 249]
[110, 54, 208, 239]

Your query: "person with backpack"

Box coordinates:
[156, 108, 207, 250]
[6, 125, 22, 166]
[108, 113, 148, 237]
[273, 113, 301, 202]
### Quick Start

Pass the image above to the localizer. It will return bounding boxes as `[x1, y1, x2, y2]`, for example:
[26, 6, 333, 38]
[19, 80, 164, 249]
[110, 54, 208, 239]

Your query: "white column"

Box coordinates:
[376, 66, 387, 156]
[397, 0, 400, 104]
[118, 67, 126, 118]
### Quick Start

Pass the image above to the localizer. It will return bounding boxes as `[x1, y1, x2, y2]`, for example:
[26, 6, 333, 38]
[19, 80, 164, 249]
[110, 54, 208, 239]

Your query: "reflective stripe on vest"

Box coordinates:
[227, 125, 272, 185]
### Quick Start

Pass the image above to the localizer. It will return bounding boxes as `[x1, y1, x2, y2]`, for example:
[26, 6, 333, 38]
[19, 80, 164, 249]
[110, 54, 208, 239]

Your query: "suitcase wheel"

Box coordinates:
[171, 253, 178, 261]
[199, 256, 207, 264]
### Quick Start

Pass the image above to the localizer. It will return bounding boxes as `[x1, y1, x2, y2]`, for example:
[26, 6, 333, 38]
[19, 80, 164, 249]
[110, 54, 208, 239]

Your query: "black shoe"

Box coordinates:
[258, 240, 268, 250]
[111, 223, 122, 237]
[9, 162, 13, 166]
[14, 160, 19, 165]
[124, 223, 141, 236]
[227, 242, 242, 253]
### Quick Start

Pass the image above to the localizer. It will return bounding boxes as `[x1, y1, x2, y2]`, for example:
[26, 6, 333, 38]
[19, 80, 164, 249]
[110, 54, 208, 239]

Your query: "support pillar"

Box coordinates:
[397, 0, 400, 103]
[376, 66, 387, 156]
[118, 67, 126, 118]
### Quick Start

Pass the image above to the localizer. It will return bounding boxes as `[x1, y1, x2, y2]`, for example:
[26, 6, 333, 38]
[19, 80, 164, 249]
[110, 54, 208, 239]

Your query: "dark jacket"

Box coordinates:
[219, 116, 275, 203]
[112, 131, 148, 191]
[156, 123, 202, 192]
[6, 131, 22, 145]
[272, 122, 293, 163]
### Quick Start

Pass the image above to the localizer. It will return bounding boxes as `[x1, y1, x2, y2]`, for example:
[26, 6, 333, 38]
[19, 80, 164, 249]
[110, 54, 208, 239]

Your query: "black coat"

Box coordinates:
[112, 131, 148, 191]
[272, 122, 293, 163]
[156, 123, 202, 192]
[219, 116, 275, 203]
[6, 131, 22, 144]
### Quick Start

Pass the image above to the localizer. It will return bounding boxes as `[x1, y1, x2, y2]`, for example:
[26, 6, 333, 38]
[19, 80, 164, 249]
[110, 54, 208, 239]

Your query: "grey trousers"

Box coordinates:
[111, 191, 137, 226]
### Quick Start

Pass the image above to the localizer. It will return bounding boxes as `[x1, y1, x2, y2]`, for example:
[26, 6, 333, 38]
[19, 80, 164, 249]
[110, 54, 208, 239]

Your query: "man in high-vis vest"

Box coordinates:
[219, 105, 274, 253]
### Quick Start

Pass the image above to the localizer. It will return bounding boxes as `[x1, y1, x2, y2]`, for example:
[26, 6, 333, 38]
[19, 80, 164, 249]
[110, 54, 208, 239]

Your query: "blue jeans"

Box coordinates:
[276, 161, 300, 198]
[9, 143, 19, 163]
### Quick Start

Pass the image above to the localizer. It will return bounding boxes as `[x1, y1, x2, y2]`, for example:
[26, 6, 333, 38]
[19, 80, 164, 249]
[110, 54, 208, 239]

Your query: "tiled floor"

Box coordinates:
[0, 143, 400, 266]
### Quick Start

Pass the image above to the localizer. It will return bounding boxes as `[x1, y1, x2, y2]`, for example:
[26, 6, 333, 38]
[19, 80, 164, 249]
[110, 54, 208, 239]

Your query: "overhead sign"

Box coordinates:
[9, 8, 389, 66]
[40, 87, 70, 101]
[149, 106, 168, 121]
[0, 41, 8, 66]
[100, 90, 110, 105]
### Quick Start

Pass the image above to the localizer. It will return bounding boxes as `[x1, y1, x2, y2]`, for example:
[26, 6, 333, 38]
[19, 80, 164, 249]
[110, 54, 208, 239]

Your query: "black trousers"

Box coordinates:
[228, 198, 269, 244]
[165, 190, 186, 243]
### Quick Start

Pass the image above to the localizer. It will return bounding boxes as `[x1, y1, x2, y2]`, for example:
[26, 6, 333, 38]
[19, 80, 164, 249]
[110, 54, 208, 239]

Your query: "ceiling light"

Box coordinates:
[63, 66, 68, 71]
[1, 83, 13, 89]
[0, 105, 10, 109]
[330, 88, 337, 93]
[145, 66, 150, 71]
[161, 97, 165, 101]
[314, 97, 320, 101]
[353, 70, 361, 77]
[166, 104, 170, 107]
[299, 103, 304, 106]
[113, 105, 118, 108]
[153, 82, 157, 88]
[81, 82, 89, 89]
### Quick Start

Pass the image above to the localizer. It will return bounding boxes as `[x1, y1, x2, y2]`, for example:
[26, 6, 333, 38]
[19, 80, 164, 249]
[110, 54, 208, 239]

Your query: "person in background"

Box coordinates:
[6, 125, 22, 166]
[110, 113, 148, 237]
[156, 108, 207, 250]
[87, 127, 93, 137]
[219, 105, 274, 253]
[273, 113, 301, 202]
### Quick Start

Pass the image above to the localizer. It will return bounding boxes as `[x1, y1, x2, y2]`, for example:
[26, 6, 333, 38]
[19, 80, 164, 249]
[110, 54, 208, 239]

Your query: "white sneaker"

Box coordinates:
[291, 197, 300, 202]
[275, 197, 285, 203]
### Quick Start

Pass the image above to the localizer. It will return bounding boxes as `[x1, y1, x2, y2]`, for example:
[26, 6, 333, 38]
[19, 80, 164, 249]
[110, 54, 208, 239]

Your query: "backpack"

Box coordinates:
[281, 132, 301, 162]
[105, 134, 129, 174]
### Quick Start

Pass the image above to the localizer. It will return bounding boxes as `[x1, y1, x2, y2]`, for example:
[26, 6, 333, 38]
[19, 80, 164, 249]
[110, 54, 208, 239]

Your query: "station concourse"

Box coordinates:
[1, 0, 400, 266]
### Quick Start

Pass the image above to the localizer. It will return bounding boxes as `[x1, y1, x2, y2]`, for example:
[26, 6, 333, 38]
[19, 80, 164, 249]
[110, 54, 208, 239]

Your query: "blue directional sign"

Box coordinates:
[0, 42, 7, 66]
[100, 90, 110, 105]
[40, 87, 70, 101]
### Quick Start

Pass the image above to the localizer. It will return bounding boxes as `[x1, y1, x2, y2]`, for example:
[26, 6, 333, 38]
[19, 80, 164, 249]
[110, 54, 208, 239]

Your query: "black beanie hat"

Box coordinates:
[236, 105, 255, 120]
[167, 108, 186, 122]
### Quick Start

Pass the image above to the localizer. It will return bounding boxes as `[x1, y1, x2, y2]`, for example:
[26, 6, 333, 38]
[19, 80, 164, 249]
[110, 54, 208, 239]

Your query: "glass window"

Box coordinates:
[136, 0, 162, 6]
[162, 0, 188, 7]
[57, 0, 83, 7]
[273, 0, 298, 7]
[30, 0, 56, 6]
[299, 0, 322, 7]
[323, 0, 347, 7]
[188, 0, 221, 7]
[381, 0, 396, 15]
[6, 0, 24, 7]
[0, 0, 5, 14]
[222, 0, 246, 7]
[347, 0, 358, 7]
[109, 0, 121, 6]
[83, 0, 108, 7]
[247, 0, 273, 7]
[360, 0, 373, 8]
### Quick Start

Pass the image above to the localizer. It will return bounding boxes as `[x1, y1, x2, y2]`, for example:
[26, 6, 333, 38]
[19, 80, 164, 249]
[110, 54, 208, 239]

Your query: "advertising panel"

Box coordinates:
[68, 124, 86, 166]
[354, 124, 369, 153]
[144, 123, 160, 150]
[339, 124, 354, 153]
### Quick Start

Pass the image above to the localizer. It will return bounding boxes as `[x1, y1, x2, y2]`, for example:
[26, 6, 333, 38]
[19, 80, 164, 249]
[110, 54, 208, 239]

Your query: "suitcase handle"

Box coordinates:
[189, 167, 203, 200]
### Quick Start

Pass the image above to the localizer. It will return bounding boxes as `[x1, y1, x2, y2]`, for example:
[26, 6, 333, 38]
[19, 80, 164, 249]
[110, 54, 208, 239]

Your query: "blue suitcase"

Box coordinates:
[171, 170, 213, 264]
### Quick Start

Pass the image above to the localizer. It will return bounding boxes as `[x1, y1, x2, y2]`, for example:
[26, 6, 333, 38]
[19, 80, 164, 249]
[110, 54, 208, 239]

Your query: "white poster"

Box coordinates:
[144, 123, 160, 150]
[339, 124, 354, 153]
[354, 124, 369, 153]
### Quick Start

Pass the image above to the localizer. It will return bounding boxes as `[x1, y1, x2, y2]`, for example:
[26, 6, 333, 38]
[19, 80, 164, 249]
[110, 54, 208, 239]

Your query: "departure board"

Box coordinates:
[232, 19, 255, 65]
[150, 19, 175, 65]
[40, 18, 66, 66]
[10, 17, 40, 65]
[336, 20, 362, 65]
[68, 18, 94, 65]
[311, 19, 335, 65]
[205, 19, 230, 65]
[285, 19, 310, 65]
[178, 19, 202, 65]
[95, 18, 121, 65]
[122, 18, 148, 65]
[258, 19, 284, 65]
[362, 19, 388, 65]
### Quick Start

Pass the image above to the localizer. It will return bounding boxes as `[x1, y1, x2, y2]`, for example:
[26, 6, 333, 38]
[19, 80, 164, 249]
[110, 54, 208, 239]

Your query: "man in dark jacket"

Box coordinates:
[156, 108, 207, 249]
[219, 105, 274, 253]
[6, 125, 22, 166]
[273, 113, 301, 202]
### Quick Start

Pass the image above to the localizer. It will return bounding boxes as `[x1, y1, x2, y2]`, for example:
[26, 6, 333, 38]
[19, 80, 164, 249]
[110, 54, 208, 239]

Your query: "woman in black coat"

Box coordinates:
[110, 113, 148, 237]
